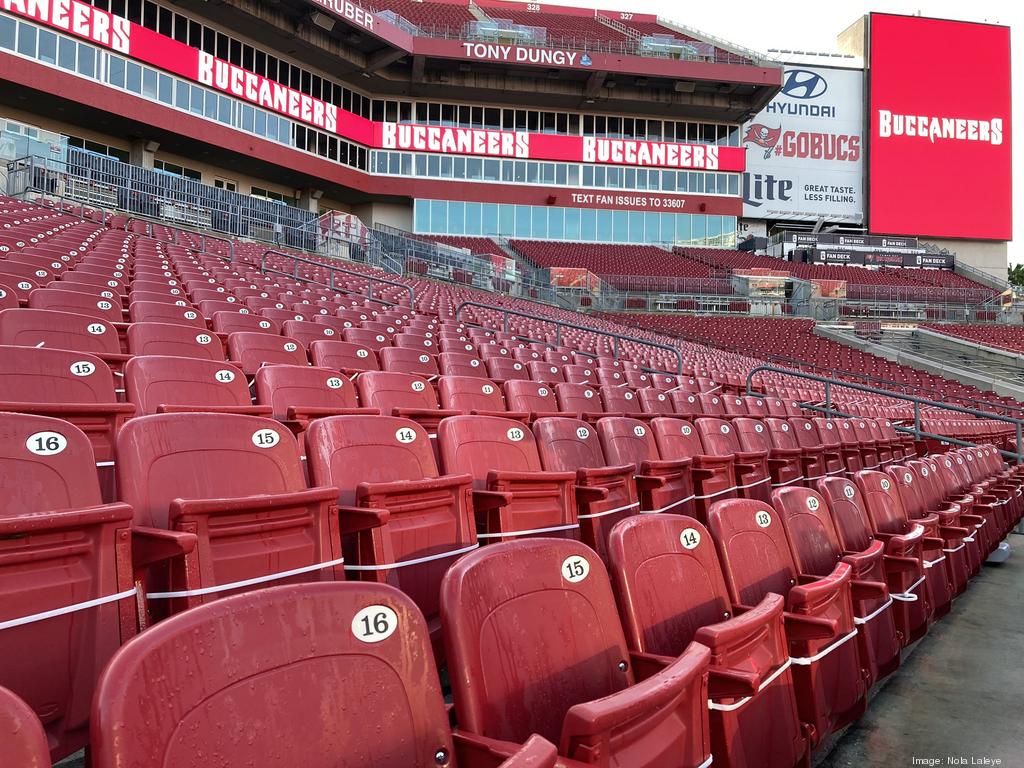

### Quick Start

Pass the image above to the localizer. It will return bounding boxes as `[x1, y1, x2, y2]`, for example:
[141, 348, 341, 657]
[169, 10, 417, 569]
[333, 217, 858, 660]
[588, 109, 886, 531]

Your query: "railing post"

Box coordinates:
[824, 381, 832, 414]
[1017, 422, 1022, 466]
[913, 402, 922, 442]
[502, 311, 509, 334]
[556, 325, 562, 346]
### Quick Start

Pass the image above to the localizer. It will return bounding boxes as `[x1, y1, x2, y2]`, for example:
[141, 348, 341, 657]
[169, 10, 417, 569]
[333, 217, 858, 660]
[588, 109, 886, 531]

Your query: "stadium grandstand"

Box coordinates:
[0, 0, 1019, 766]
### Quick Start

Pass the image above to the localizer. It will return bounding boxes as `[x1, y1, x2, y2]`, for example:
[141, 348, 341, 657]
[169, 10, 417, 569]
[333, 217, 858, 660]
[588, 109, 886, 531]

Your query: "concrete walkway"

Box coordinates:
[820, 535, 1024, 768]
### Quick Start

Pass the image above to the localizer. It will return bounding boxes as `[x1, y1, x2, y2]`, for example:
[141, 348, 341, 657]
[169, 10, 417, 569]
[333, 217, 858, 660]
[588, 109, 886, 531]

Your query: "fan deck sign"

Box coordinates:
[2, 1, 744, 173]
[868, 14, 1011, 240]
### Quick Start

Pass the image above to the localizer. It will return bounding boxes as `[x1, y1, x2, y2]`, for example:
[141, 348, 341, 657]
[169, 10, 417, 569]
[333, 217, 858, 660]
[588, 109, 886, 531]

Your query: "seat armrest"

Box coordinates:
[560, 642, 710, 747]
[575, 485, 609, 503]
[850, 579, 888, 601]
[336, 505, 390, 533]
[453, 731, 558, 768]
[157, 404, 273, 416]
[788, 561, 851, 609]
[577, 464, 635, 484]
[783, 611, 838, 641]
[488, 469, 577, 485]
[132, 526, 198, 570]
[628, 650, 673, 682]
[285, 405, 380, 420]
[472, 489, 514, 511]
[169, 486, 339, 519]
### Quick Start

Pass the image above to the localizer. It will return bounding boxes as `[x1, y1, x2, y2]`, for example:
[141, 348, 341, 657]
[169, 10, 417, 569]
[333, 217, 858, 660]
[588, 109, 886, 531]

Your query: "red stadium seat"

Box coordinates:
[695, 418, 772, 504]
[503, 380, 570, 421]
[379, 346, 440, 379]
[804, 418, 845, 477]
[650, 417, 737, 520]
[437, 415, 578, 541]
[126, 322, 225, 360]
[210, 310, 279, 336]
[439, 351, 486, 377]
[227, 331, 308, 374]
[442, 539, 712, 768]
[772, 486, 901, 688]
[439, 375, 528, 420]
[732, 418, 805, 490]
[91, 582, 558, 768]
[310, 339, 380, 376]
[852, 471, 940, 637]
[0, 686, 50, 768]
[0, 281, 22, 309]
[597, 417, 695, 517]
[116, 413, 343, 619]
[708, 498, 867, 747]
[532, 417, 639, 562]
[124, 356, 269, 416]
[0, 345, 134, 500]
[128, 300, 207, 328]
[356, 371, 459, 435]
[885, 464, 968, 599]
[608, 515, 809, 768]
[0, 414, 144, 761]
[254, 365, 376, 435]
[305, 415, 476, 653]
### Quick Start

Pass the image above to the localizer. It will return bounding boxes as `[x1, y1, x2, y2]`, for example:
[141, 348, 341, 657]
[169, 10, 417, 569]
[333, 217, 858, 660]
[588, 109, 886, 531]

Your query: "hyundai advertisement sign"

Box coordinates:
[742, 65, 864, 223]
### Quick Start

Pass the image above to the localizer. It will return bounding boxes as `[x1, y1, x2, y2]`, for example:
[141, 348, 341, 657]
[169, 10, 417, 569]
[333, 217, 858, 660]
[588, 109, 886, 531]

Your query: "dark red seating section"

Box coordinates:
[1, 196, 1020, 766]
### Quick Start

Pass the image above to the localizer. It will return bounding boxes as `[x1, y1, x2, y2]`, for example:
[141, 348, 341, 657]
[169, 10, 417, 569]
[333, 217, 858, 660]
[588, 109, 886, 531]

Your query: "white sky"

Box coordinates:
[513, 0, 1022, 266]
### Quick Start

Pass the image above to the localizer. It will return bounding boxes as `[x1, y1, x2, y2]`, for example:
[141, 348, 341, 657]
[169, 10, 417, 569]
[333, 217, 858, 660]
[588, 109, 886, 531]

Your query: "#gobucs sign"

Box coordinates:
[742, 65, 864, 223]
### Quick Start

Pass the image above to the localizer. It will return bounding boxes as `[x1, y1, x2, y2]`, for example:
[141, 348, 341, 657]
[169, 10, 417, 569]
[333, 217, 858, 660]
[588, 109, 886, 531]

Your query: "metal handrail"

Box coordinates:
[758, 351, 1024, 416]
[455, 301, 683, 373]
[260, 250, 415, 306]
[745, 365, 1024, 464]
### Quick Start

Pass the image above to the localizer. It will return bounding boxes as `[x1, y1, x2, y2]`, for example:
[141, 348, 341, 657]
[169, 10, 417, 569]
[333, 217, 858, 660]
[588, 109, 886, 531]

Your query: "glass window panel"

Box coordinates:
[628, 211, 644, 242]
[514, 205, 531, 237]
[0, 15, 15, 50]
[448, 201, 465, 234]
[531, 206, 547, 239]
[482, 203, 499, 236]
[158, 73, 172, 104]
[429, 200, 446, 234]
[548, 207, 564, 239]
[660, 213, 675, 244]
[465, 202, 482, 235]
[107, 54, 126, 87]
[57, 35, 74, 68]
[498, 203, 514, 236]
[691, 214, 706, 244]
[77, 47, 95, 78]
[413, 199, 428, 233]
[612, 210, 628, 242]
[564, 208, 580, 240]
[706, 214, 722, 244]
[17, 23, 36, 57]
[142, 68, 157, 99]
[676, 214, 691, 245]
[127, 61, 142, 93]
[644, 212, 660, 244]
[37, 29, 56, 64]
[594, 209, 612, 242]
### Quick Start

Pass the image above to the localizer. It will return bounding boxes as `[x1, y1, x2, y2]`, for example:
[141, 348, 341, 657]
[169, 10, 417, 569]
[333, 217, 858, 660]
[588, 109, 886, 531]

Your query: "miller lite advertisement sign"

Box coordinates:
[742, 65, 864, 223]
[868, 14, 1011, 240]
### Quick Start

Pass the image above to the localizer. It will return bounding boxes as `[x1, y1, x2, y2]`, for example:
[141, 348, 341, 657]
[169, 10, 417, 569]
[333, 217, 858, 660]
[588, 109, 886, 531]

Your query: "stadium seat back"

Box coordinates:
[124, 356, 251, 414]
[91, 583, 455, 768]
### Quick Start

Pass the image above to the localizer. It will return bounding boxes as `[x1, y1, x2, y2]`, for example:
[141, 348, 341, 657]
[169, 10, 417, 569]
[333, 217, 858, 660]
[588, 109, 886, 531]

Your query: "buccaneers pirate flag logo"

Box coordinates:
[744, 124, 782, 159]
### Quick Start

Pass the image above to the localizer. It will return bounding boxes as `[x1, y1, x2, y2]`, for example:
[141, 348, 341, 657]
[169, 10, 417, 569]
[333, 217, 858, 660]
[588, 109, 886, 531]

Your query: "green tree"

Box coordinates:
[1009, 264, 1024, 286]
